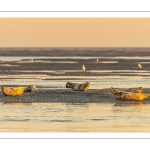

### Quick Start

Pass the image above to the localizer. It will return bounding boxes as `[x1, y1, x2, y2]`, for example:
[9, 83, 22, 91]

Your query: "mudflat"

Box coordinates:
[0, 47, 150, 103]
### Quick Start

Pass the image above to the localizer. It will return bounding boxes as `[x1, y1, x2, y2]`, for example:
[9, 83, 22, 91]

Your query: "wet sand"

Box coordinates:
[0, 47, 150, 75]
[0, 88, 116, 103]
[0, 47, 150, 103]
[1, 88, 150, 103]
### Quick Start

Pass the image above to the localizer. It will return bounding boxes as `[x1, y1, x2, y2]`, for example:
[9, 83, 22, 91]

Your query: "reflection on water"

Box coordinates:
[0, 64, 19, 66]
[1, 56, 150, 61]
[17, 60, 78, 63]
[95, 61, 119, 63]
[1, 101, 150, 132]
[114, 100, 145, 107]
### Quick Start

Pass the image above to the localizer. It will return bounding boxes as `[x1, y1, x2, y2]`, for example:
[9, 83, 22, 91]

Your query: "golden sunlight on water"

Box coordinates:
[0, 102, 150, 132]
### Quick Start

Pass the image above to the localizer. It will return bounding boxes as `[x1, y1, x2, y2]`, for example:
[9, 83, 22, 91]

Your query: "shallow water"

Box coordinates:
[1, 56, 150, 61]
[0, 102, 150, 132]
[0, 77, 150, 89]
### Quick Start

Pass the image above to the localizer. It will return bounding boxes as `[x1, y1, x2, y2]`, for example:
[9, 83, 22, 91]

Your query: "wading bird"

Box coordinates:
[82, 65, 86, 72]
[138, 63, 142, 68]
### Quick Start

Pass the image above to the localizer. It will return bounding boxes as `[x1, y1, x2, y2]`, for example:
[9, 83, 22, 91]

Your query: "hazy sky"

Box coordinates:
[0, 18, 150, 47]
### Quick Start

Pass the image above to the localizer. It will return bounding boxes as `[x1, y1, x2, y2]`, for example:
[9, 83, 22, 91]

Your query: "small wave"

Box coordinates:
[5, 118, 30, 122]
[90, 118, 108, 121]
[50, 120, 73, 122]
[46, 108, 63, 112]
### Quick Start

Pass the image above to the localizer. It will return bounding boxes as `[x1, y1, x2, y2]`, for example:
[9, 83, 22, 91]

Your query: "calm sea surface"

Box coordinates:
[1, 101, 150, 132]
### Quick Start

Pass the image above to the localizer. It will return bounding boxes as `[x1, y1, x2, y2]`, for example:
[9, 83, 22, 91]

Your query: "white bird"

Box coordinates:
[82, 65, 86, 72]
[138, 63, 142, 68]
[96, 59, 99, 62]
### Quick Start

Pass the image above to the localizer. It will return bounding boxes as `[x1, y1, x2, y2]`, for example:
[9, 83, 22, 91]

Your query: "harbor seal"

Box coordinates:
[1, 85, 37, 96]
[1, 87, 25, 96]
[66, 81, 90, 91]
[23, 85, 37, 92]
[111, 87, 143, 93]
[112, 89, 150, 101]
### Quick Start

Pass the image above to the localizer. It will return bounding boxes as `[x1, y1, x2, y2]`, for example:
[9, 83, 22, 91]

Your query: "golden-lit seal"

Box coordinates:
[111, 87, 143, 93]
[1, 85, 37, 96]
[66, 81, 90, 92]
[1, 87, 25, 96]
[134, 87, 143, 93]
[112, 89, 150, 101]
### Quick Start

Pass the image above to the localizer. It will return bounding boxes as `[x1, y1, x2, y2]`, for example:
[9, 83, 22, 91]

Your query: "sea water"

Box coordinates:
[1, 101, 150, 132]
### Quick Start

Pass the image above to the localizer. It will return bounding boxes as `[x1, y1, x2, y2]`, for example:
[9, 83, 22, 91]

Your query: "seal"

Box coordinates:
[66, 81, 90, 91]
[1, 85, 37, 96]
[23, 85, 37, 92]
[111, 87, 143, 93]
[1, 87, 25, 96]
[112, 89, 150, 101]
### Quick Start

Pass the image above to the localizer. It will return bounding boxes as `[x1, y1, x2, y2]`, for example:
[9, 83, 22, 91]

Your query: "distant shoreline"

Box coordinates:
[0, 47, 150, 56]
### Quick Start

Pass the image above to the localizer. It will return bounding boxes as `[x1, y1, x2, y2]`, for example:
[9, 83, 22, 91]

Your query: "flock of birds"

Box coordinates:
[30, 58, 143, 73]
[82, 59, 143, 73]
